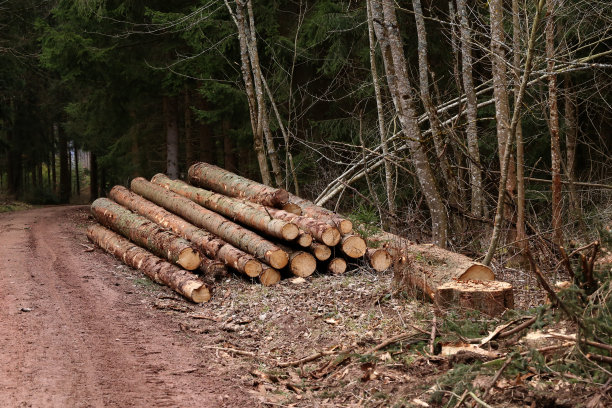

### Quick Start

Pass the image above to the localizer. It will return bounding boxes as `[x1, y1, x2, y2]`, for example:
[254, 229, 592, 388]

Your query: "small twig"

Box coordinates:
[366, 332, 416, 354]
[586, 353, 612, 365]
[80, 243, 95, 252]
[189, 314, 221, 322]
[548, 332, 612, 353]
[452, 390, 469, 408]
[468, 391, 494, 408]
[480, 318, 525, 346]
[429, 315, 437, 355]
[568, 241, 598, 258]
[202, 345, 256, 357]
[558, 246, 575, 279]
[410, 324, 430, 335]
[277, 348, 338, 368]
[482, 356, 512, 401]
[497, 316, 538, 339]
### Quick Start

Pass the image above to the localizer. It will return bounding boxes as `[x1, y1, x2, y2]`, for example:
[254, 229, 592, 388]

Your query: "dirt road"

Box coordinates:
[0, 205, 256, 407]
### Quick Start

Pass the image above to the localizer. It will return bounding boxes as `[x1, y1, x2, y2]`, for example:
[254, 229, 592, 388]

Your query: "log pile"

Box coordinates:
[87, 161, 512, 314]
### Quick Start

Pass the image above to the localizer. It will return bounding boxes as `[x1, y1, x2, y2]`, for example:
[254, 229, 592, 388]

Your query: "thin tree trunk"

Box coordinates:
[51, 127, 57, 193]
[90, 152, 98, 201]
[371, 0, 448, 248]
[184, 86, 195, 167]
[514, 0, 527, 252]
[74, 145, 80, 196]
[163, 96, 179, 179]
[366, 0, 396, 228]
[58, 125, 70, 203]
[457, 0, 484, 217]
[546, 0, 563, 246]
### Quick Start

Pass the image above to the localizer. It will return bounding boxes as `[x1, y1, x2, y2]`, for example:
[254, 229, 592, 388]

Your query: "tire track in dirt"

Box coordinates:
[0, 206, 256, 407]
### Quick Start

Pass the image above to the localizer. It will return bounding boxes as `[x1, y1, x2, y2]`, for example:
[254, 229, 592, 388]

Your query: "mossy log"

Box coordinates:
[188, 162, 289, 207]
[152, 174, 299, 241]
[87, 224, 211, 303]
[90, 198, 201, 270]
[109, 185, 262, 279]
[286, 193, 353, 235]
[131, 178, 288, 269]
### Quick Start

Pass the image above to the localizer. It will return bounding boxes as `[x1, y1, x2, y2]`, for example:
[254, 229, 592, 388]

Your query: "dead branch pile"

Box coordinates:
[88, 162, 512, 312]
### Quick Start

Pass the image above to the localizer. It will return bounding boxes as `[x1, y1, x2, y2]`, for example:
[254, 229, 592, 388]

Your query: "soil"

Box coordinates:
[1, 205, 608, 407]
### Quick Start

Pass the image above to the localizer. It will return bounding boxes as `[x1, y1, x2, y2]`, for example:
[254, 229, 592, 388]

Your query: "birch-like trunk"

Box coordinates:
[371, 0, 448, 248]
[546, 0, 563, 246]
[457, 0, 484, 217]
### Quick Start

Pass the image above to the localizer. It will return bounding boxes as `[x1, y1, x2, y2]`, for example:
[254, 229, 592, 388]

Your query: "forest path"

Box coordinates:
[0, 205, 255, 407]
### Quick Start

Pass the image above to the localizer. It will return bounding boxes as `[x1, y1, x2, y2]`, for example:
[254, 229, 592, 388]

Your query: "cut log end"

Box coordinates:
[273, 189, 290, 207]
[200, 259, 227, 281]
[367, 248, 392, 272]
[289, 252, 317, 277]
[338, 219, 353, 235]
[188, 282, 212, 303]
[340, 235, 367, 259]
[327, 258, 347, 274]
[177, 248, 202, 271]
[459, 264, 495, 281]
[311, 242, 332, 261]
[281, 202, 302, 215]
[259, 266, 281, 286]
[268, 249, 289, 269]
[244, 259, 263, 278]
[296, 232, 313, 248]
[435, 280, 514, 317]
[322, 227, 341, 246]
[281, 223, 300, 241]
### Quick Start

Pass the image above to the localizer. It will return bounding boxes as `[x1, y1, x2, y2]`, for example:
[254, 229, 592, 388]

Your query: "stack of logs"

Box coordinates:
[87, 161, 513, 316]
[87, 162, 392, 303]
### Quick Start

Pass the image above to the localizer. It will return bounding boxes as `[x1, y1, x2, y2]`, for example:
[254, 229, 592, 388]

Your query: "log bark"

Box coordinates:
[91, 198, 201, 271]
[327, 258, 347, 275]
[245, 204, 340, 246]
[287, 193, 352, 235]
[310, 242, 332, 261]
[435, 281, 514, 317]
[340, 234, 367, 259]
[366, 248, 392, 272]
[296, 231, 313, 248]
[375, 232, 494, 301]
[130, 178, 288, 269]
[188, 162, 288, 207]
[152, 174, 299, 241]
[109, 185, 260, 279]
[87, 224, 211, 303]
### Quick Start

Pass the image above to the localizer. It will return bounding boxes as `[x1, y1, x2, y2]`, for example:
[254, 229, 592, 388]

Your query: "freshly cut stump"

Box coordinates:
[259, 265, 281, 286]
[91, 198, 201, 270]
[366, 248, 392, 272]
[152, 174, 299, 241]
[87, 224, 211, 303]
[327, 258, 347, 275]
[188, 162, 289, 207]
[340, 234, 367, 259]
[296, 231, 313, 248]
[109, 185, 259, 279]
[310, 242, 332, 261]
[435, 280, 514, 317]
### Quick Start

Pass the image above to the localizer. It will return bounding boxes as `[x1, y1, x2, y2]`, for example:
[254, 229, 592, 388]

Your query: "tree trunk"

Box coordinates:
[90, 152, 98, 201]
[163, 96, 179, 179]
[371, 0, 448, 248]
[51, 149, 56, 193]
[309, 242, 332, 261]
[130, 177, 289, 269]
[546, 0, 563, 246]
[151, 174, 299, 241]
[58, 125, 70, 203]
[287, 192, 353, 235]
[188, 162, 289, 207]
[366, 248, 393, 272]
[87, 224, 210, 303]
[457, 0, 484, 217]
[340, 234, 367, 259]
[91, 198, 202, 270]
[74, 145, 80, 196]
[435, 280, 514, 316]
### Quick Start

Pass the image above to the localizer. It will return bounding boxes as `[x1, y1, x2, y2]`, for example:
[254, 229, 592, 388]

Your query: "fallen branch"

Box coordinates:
[586, 353, 612, 365]
[429, 315, 437, 355]
[366, 332, 417, 354]
[202, 345, 256, 357]
[468, 392, 494, 408]
[482, 356, 513, 401]
[549, 332, 612, 353]
[497, 316, 538, 339]
[277, 347, 339, 368]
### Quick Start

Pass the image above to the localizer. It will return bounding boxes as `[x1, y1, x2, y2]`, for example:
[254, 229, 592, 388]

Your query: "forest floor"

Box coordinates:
[0, 205, 609, 407]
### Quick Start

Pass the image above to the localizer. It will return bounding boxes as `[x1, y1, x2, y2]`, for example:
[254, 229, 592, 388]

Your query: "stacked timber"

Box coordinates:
[87, 161, 510, 313]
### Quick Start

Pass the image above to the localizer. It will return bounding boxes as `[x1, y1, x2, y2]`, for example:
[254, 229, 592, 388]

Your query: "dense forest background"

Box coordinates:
[1, 0, 610, 259]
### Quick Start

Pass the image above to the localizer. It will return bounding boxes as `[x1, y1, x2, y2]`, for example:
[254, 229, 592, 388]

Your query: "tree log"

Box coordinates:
[281, 202, 302, 215]
[435, 280, 514, 316]
[276, 244, 316, 277]
[199, 257, 228, 281]
[152, 174, 298, 241]
[327, 258, 347, 274]
[374, 232, 495, 301]
[87, 224, 211, 303]
[259, 264, 281, 286]
[366, 248, 392, 272]
[188, 162, 289, 207]
[109, 185, 258, 279]
[90, 198, 201, 270]
[296, 231, 313, 248]
[131, 178, 289, 269]
[287, 193, 353, 234]
[340, 234, 367, 258]
[247, 205, 341, 246]
[310, 242, 332, 261]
